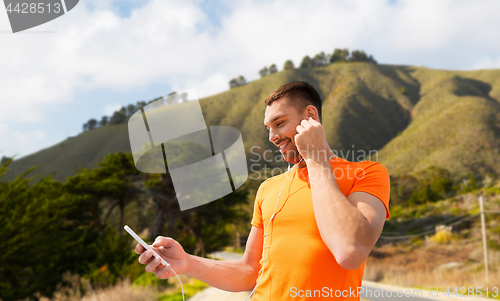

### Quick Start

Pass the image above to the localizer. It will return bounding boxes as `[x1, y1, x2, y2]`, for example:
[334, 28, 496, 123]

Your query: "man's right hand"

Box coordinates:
[135, 236, 189, 279]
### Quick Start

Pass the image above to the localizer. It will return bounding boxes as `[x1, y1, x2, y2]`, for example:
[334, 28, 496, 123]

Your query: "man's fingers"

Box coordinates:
[145, 256, 162, 273]
[135, 243, 145, 255]
[152, 236, 175, 248]
[155, 264, 172, 279]
[138, 250, 154, 264]
[296, 125, 305, 134]
[300, 119, 312, 128]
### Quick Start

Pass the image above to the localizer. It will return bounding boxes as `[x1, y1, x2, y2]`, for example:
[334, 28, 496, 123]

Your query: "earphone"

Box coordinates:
[244, 158, 304, 300]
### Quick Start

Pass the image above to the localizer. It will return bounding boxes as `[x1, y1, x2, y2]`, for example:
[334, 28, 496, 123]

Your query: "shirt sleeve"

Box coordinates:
[348, 162, 391, 219]
[250, 180, 266, 228]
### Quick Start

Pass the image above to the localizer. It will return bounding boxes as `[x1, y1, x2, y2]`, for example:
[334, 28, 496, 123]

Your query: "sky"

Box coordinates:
[1, 0, 500, 160]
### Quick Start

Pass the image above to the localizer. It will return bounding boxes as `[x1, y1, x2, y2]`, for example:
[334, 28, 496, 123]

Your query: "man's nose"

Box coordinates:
[269, 129, 279, 143]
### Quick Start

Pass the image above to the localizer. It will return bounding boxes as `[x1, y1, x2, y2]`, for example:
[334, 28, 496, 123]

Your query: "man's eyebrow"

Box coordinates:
[264, 114, 287, 128]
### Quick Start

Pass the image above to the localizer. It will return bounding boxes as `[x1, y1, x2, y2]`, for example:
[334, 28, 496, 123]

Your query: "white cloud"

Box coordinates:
[471, 56, 500, 70]
[103, 103, 123, 116]
[1, 0, 500, 158]
[0, 123, 48, 159]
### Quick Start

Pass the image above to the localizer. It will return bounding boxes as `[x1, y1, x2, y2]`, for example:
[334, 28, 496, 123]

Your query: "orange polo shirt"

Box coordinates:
[250, 157, 390, 300]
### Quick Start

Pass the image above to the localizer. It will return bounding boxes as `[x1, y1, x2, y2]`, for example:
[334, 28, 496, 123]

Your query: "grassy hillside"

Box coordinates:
[3, 63, 500, 184]
[379, 67, 500, 179]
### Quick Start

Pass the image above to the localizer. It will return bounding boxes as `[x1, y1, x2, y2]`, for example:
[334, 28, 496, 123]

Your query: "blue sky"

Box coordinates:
[1, 0, 500, 160]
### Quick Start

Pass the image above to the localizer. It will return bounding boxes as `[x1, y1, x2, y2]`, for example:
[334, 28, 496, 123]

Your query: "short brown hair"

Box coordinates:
[264, 81, 322, 122]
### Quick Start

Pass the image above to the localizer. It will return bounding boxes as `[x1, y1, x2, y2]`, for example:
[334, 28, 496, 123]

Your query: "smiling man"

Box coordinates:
[134, 81, 390, 301]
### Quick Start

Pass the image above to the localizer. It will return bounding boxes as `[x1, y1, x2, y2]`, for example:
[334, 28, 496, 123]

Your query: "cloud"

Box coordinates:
[0, 123, 47, 159]
[103, 103, 123, 116]
[471, 56, 500, 70]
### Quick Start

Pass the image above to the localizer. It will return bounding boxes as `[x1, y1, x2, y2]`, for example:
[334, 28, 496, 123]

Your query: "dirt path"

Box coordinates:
[189, 287, 252, 301]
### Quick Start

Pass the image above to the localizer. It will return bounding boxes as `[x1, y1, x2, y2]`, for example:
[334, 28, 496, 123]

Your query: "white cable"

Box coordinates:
[244, 159, 303, 300]
[170, 268, 185, 301]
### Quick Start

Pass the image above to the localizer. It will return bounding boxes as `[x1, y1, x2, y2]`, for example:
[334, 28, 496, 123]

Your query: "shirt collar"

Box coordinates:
[294, 156, 343, 186]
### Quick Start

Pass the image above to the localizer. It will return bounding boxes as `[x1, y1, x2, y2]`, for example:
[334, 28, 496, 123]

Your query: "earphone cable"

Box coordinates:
[244, 158, 303, 300]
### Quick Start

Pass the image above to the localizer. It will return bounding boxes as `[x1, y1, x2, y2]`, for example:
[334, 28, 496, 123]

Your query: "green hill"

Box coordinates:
[379, 67, 500, 179]
[3, 63, 500, 183]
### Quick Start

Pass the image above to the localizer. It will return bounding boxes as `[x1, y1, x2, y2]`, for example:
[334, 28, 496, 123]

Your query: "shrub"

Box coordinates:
[430, 229, 452, 244]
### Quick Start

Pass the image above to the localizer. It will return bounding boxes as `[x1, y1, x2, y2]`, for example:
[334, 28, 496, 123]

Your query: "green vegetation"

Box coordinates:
[229, 75, 247, 89]
[259, 64, 278, 78]
[0, 160, 101, 300]
[157, 279, 209, 301]
[283, 60, 295, 70]
[390, 166, 453, 206]
[300, 48, 377, 68]
[0, 151, 248, 300]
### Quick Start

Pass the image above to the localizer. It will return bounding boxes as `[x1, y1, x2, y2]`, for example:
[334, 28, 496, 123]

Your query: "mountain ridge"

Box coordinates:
[3, 63, 500, 184]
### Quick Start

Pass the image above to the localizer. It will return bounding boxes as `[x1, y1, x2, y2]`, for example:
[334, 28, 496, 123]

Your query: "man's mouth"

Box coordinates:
[278, 140, 290, 152]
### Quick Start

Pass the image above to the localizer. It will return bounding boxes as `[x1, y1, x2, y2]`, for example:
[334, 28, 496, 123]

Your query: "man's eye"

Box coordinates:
[277, 121, 284, 126]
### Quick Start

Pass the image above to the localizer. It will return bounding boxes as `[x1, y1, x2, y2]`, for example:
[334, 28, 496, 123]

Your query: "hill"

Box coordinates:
[3, 63, 500, 184]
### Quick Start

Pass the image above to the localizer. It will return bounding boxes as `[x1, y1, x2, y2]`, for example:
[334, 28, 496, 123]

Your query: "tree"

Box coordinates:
[177, 186, 249, 257]
[99, 115, 108, 127]
[119, 106, 127, 117]
[83, 123, 88, 132]
[64, 153, 141, 235]
[0, 156, 11, 164]
[179, 92, 188, 103]
[229, 75, 247, 89]
[350, 50, 368, 62]
[143, 141, 250, 257]
[136, 101, 147, 111]
[145, 172, 249, 257]
[126, 104, 136, 117]
[283, 60, 295, 70]
[299, 55, 313, 68]
[236, 75, 246, 85]
[313, 51, 327, 66]
[259, 66, 269, 78]
[269, 64, 278, 74]
[390, 174, 420, 206]
[148, 96, 163, 105]
[367, 54, 377, 64]
[229, 78, 238, 89]
[87, 118, 98, 130]
[109, 111, 126, 124]
[0, 162, 102, 301]
[330, 48, 349, 63]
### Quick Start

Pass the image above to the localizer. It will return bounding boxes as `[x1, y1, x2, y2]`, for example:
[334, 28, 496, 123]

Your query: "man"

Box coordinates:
[135, 81, 390, 300]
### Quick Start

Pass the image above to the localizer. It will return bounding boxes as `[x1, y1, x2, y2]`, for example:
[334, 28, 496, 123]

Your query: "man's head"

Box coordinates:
[263, 81, 323, 164]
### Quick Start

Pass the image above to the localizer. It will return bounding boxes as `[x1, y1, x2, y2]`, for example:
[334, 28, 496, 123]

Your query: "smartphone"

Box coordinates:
[124, 225, 168, 266]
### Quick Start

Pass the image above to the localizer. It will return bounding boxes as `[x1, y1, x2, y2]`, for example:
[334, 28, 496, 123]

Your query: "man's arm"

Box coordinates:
[294, 117, 387, 270]
[306, 159, 386, 270]
[138, 226, 263, 292]
[184, 226, 263, 292]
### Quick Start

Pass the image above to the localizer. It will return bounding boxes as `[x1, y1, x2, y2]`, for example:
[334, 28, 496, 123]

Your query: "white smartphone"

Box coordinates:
[124, 225, 168, 266]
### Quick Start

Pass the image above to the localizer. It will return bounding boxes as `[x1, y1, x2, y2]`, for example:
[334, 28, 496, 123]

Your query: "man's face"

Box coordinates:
[264, 97, 308, 164]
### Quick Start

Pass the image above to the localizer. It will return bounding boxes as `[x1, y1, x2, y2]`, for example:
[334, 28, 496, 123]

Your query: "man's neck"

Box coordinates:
[296, 149, 338, 169]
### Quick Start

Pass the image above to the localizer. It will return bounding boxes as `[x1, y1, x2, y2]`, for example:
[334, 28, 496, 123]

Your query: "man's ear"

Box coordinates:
[305, 105, 319, 121]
